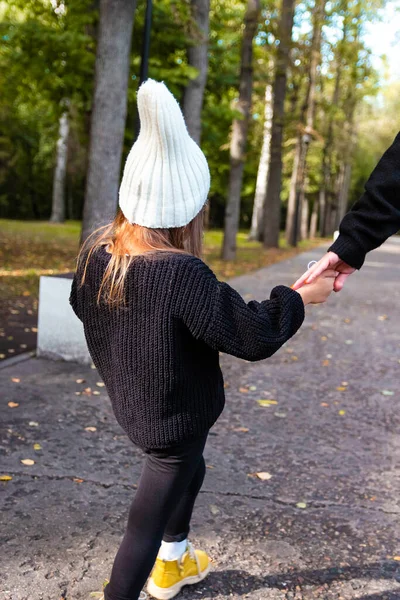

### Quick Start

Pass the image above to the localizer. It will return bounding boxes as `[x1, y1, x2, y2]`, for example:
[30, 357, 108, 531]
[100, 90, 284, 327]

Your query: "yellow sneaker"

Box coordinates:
[147, 542, 211, 599]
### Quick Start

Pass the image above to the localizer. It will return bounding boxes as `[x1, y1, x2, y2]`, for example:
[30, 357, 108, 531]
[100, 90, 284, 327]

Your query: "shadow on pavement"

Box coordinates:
[183, 561, 400, 597]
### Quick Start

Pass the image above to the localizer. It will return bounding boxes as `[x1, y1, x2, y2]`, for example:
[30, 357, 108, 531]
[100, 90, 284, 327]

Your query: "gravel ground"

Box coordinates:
[1, 240, 400, 600]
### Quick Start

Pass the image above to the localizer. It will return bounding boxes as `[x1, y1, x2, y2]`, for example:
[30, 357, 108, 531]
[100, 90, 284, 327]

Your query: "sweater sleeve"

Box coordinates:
[178, 257, 305, 362]
[69, 273, 82, 321]
[329, 132, 400, 269]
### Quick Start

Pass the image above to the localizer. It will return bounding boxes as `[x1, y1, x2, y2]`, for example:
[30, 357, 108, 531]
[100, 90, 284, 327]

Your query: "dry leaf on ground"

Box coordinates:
[21, 459, 35, 466]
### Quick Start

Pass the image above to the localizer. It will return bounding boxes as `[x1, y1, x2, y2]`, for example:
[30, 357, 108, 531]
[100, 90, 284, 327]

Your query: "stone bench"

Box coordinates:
[37, 273, 91, 364]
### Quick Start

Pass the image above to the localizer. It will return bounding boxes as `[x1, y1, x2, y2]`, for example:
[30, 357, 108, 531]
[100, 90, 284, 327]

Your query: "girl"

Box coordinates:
[70, 80, 335, 600]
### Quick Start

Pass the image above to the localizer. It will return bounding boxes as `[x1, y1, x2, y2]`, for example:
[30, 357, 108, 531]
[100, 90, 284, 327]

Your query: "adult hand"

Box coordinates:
[292, 252, 356, 292]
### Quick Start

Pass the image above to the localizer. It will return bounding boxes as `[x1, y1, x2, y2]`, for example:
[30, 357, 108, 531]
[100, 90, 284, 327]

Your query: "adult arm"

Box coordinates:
[329, 131, 400, 270]
[293, 132, 400, 291]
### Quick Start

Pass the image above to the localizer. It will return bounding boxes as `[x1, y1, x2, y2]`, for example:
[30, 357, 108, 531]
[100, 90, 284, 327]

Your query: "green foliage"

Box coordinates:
[0, 0, 395, 226]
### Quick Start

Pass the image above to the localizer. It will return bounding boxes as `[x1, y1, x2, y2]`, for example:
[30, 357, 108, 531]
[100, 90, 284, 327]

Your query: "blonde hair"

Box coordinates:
[77, 208, 206, 307]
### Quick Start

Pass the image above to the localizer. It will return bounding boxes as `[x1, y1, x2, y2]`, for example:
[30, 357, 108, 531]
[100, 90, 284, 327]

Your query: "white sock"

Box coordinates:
[158, 539, 187, 561]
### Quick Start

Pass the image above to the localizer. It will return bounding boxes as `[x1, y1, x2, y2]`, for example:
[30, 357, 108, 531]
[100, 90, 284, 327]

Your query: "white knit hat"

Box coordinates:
[119, 79, 210, 228]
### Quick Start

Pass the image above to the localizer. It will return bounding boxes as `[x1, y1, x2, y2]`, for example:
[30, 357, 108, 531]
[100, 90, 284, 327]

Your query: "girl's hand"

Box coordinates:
[296, 270, 337, 305]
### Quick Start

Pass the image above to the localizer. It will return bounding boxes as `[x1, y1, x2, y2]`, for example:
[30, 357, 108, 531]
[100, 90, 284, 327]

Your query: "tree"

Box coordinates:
[222, 0, 261, 261]
[183, 0, 210, 145]
[262, 0, 295, 248]
[81, 0, 137, 243]
[285, 0, 326, 246]
[249, 77, 273, 241]
[50, 107, 69, 223]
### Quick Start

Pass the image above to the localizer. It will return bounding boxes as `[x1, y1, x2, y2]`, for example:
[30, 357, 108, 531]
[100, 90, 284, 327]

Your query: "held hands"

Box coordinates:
[295, 270, 337, 305]
[292, 252, 356, 292]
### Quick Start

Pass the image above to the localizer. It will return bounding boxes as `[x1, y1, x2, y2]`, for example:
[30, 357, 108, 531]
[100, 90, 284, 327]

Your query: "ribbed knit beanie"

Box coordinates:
[119, 79, 210, 228]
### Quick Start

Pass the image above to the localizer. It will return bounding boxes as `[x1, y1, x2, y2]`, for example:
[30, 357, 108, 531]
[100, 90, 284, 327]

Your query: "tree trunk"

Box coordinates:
[262, 0, 295, 248]
[285, 0, 326, 246]
[249, 81, 273, 241]
[309, 197, 319, 238]
[222, 0, 261, 260]
[50, 111, 69, 223]
[81, 0, 137, 243]
[320, 10, 348, 236]
[183, 0, 210, 146]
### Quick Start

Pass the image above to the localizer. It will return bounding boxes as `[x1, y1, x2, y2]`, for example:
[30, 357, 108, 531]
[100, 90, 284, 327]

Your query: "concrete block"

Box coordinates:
[37, 274, 91, 364]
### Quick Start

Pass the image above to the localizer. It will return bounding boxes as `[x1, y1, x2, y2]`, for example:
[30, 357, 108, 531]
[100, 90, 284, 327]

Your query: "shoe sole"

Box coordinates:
[146, 563, 211, 600]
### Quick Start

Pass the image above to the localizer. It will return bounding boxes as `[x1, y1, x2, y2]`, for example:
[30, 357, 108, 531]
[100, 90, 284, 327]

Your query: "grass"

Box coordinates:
[0, 219, 328, 302]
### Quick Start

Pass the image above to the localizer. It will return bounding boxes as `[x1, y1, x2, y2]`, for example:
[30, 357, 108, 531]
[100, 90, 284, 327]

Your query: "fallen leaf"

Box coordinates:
[8, 402, 19, 408]
[84, 387, 92, 393]
[232, 426, 249, 432]
[85, 426, 97, 432]
[210, 504, 220, 515]
[96, 382, 105, 388]
[345, 340, 353, 345]
[0, 354, 5, 359]
[255, 472, 272, 481]
[0, 474, 12, 481]
[344, 318, 351, 324]
[341, 381, 349, 386]
[393, 556, 400, 561]
[73, 478, 84, 484]
[296, 502, 307, 509]
[75, 392, 81, 396]
[321, 336, 327, 341]
[326, 354, 332, 359]
[223, 382, 229, 388]
[257, 399, 278, 407]
[322, 360, 330, 367]
[381, 390, 394, 396]
[274, 412, 287, 418]
[11, 377, 20, 383]
[378, 315, 388, 321]
[206, 464, 214, 469]
[336, 386, 347, 392]
[320, 402, 329, 407]
[291, 356, 298, 361]
[20, 344, 27, 349]
[239, 387, 249, 393]
[76, 378, 85, 384]
[29, 421, 39, 427]
[8, 349, 15, 354]
[338, 409, 346, 416]
[33, 443, 42, 450]
[286, 348, 294, 353]
[21, 459, 35, 466]
[31, 327, 38, 333]
[90, 364, 96, 369]
[92, 390, 101, 396]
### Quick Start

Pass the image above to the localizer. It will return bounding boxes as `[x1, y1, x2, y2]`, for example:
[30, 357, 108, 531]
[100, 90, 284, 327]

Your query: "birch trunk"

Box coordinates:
[249, 81, 273, 241]
[50, 111, 69, 223]
[81, 0, 137, 243]
[263, 0, 295, 248]
[222, 0, 261, 260]
[285, 0, 326, 245]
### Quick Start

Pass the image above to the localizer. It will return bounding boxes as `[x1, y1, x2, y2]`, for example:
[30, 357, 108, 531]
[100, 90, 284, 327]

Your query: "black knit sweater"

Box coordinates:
[69, 247, 305, 449]
[330, 132, 400, 269]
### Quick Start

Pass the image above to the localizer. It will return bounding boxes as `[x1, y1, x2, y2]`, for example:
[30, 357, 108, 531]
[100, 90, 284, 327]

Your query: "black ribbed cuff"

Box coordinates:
[272, 285, 305, 335]
[329, 235, 365, 270]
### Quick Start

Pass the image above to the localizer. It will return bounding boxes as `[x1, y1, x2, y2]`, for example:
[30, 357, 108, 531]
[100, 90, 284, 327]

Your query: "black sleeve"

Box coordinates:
[329, 132, 400, 269]
[69, 273, 82, 321]
[178, 257, 305, 362]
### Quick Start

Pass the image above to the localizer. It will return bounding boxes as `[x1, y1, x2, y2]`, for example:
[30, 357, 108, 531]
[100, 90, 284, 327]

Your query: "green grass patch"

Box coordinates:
[0, 219, 328, 302]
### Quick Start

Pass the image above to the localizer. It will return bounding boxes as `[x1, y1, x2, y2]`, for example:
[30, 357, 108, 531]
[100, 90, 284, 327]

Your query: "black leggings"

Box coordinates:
[104, 434, 208, 600]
